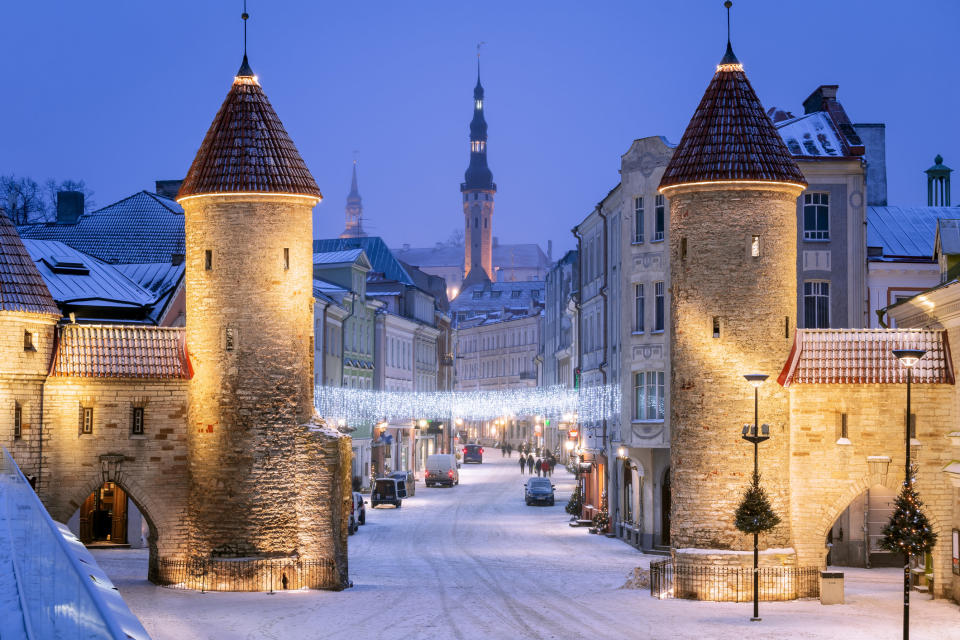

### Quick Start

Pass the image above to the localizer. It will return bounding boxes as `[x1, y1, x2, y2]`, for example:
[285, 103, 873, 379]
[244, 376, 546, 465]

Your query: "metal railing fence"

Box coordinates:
[157, 556, 337, 592]
[650, 560, 820, 602]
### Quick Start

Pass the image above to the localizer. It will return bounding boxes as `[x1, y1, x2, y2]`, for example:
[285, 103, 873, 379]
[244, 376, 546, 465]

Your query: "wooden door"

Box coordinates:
[79, 492, 96, 543]
[111, 485, 128, 544]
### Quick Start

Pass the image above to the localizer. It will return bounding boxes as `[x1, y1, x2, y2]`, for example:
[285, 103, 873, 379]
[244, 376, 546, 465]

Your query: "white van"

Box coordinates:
[424, 453, 459, 487]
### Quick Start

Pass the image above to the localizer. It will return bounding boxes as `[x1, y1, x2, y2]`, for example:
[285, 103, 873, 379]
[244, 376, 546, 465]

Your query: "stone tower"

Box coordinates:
[0, 209, 60, 485]
[339, 160, 367, 238]
[177, 54, 350, 589]
[660, 39, 807, 554]
[461, 62, 496, 287]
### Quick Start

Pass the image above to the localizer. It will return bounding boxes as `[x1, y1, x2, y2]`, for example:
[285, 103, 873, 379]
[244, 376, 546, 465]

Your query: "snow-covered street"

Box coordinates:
[94, 455, 960, 640]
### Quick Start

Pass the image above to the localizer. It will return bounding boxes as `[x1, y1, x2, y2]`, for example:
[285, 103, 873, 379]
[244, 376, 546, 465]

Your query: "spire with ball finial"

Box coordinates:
[237, 1, 254, 78]
[720, 1, 740, 66]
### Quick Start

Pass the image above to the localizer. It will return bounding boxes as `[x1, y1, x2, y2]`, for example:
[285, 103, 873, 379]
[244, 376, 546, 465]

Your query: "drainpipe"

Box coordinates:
[317, 300, 328, 387]
[597, 203, 612, 532]
[340, 294, 356, 388]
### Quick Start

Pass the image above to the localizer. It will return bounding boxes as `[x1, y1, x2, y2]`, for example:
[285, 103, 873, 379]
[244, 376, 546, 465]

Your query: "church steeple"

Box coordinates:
[340, 160, 367, 238]
[462, 56, 495, 192]
[461, 49, 496, 287]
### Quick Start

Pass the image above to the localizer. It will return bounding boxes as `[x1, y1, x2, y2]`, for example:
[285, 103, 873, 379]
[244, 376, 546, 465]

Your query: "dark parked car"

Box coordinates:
[371, 478, 402, 508]
[352, 491, 366, 526]
[524, 477, 555, 506]
[463, 444, 484, 464]
[388, 471, 410, 498]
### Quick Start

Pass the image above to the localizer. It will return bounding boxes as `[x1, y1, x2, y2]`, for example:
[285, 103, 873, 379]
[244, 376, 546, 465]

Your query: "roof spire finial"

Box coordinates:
[476, 41, 486, 85]
[718, 1, 740, 68]
[237, 1, 255, 78]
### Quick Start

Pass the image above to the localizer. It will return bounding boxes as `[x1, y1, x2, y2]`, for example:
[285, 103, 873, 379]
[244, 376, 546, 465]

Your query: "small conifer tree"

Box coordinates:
[880, 472, 937, 557]
[566, 483, 583, 517]
[734, 471, 781, 534]
[593, 492, 610, 532]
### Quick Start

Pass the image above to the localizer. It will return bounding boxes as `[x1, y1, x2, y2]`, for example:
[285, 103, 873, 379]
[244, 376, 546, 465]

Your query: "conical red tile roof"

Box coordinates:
[178, 61, 321, 200]
[659, 49, 806, 190]
[0, 210, 59, 315]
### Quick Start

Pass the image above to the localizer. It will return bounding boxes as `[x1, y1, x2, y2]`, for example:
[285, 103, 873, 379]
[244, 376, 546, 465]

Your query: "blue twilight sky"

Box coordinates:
[2, 1, 958, 258]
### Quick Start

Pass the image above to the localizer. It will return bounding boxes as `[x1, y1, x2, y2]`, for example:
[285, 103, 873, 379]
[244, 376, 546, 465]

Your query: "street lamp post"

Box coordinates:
[741, 373, 770, 622]
[892, 348, 926, 640]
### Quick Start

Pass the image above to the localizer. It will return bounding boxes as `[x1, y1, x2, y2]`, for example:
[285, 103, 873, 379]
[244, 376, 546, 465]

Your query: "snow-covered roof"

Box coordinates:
[775, 112, 848, 158]
[779, 329, 954, 386]
[867, 206, 955, 260]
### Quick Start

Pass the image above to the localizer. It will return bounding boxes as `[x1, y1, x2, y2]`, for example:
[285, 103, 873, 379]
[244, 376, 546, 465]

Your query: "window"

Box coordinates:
[803, 281, 830, 328]
[654, 195, 665, 241]
[633, 196, 644, 243]
[132, 407, 145, 435]
[654, 282, 665, 332]
[24, 331, 34, 351]
[751, 235, 760, 257]
[204, 250, 212, 270]
[634, 284, 645, 333]
[803, 192, 830, 240]
[283, 248, 290, 270]
[511, 290, 521, 298]
[80, 406, 93, 435]
[680, 237, 687, 260]
[225, 327, 235, 351]
[472, 290, 483, 300]
[712, 316, 720, 338]
[491, 290, 502, 298]
[633, 371, 665, 421]
[14, 405, 22, 438]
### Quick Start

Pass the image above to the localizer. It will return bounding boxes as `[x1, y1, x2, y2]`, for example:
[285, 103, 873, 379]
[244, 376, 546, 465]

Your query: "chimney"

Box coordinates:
[155, 180, 184, 199]
[56, 191, 84, 224]
[802, 85, 838, 115]
[171, 253, 185, 266]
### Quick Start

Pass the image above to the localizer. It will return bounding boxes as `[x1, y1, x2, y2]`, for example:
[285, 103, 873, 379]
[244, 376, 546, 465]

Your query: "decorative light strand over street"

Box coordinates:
[315, 385, 620, 424]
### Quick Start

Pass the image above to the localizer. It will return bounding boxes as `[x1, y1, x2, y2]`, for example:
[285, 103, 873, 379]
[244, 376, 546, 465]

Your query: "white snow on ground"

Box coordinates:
[93, 456, 960, 640]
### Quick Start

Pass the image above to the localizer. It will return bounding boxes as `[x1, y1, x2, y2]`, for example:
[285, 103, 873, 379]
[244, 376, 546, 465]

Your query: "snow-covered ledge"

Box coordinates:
[943, 461, 960, 488]
[948, 432, 960, 448]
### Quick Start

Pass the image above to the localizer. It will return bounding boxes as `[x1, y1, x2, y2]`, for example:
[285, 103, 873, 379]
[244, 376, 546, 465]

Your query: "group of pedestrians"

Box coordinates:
[518, 451, 555, 477]
[500, 443, 514, 457]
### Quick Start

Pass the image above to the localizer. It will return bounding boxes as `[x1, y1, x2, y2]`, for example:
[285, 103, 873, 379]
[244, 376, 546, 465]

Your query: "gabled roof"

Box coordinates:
[779, 329, 953, 386]
[18, 191, 185, 264]
[867, 206, 955, 260]
[312, 248, 370, 269]
[50, 324, 191, 379]
[0, 210, 59, 315]
[935, 219, 960, 256]
[659, 46, 806, 190]
[314, 237, 413, 285]
[23, 239, 154, 309]
[178, 66, 320, 199]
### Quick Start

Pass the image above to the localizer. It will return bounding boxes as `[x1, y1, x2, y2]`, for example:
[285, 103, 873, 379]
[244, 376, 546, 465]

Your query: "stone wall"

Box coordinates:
[668, 183, 802, 551]
[0, 312, 59, 481]
[789, 383, 956, 598]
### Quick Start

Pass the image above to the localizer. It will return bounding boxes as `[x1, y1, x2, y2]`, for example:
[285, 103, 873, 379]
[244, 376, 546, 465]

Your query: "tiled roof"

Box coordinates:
[778, 329, 954, 386]
[18, 191, 185, 264]
[659, 48, 806, 190]
[867, 206, 954, 260]
[312, 248, 367, 266]
[775, 112, 850, 158]
[50, 324, 191, 379]
[314, 237, 413, 285]
[0, 210, 59, 315]
[178, 70, 320, 199]
[450, 280, 544, 321]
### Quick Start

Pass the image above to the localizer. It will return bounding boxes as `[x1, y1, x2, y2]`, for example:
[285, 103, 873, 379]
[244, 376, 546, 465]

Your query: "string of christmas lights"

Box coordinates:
[314, 384, 621, 425]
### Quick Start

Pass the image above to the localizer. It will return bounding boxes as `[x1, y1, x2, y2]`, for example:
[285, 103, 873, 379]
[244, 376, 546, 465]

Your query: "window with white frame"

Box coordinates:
[634, 284, 645, 332]
[633, 371, 665, 421]
[633, 197, 644, 243]
[803, 192, 830, 240]
[654, 281, 665, 332]
[803, 281, 830, 328]
[654, 195, 665, 241]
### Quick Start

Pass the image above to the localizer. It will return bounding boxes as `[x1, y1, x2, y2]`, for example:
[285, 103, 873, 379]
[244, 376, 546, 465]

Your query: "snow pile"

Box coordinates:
[619, 567, 651, 590]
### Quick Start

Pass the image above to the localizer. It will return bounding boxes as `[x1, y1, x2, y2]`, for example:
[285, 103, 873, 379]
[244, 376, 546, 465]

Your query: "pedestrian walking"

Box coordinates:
[507, 444, 513, 457]
[536, 458, 544, 477]
[541, 459, 550, 477]
[519, 454, 526, 475]
[527, 456, 535, 474]
[501, 444, 506, 458]
[549, 457, 556, 475]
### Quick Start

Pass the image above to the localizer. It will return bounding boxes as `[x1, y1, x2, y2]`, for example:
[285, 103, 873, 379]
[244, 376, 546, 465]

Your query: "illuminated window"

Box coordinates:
[712, 316, 720, 338]
[80, 406, 93, 435]
[633, 371, 665, 421]
[654, 195, 665, 241]
[633, 197, 644, 243]
[14, 405, 22, 438]
[803, 281, 830, 328]
[751, 235, 760, 257]
[283, 248, 290, 270]
[131, 407, 145, 435]
[803, 193, 830, 240]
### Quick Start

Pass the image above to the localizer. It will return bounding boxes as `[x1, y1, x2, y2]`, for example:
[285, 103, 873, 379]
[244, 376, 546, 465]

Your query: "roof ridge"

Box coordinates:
[144, 190, 183, 214]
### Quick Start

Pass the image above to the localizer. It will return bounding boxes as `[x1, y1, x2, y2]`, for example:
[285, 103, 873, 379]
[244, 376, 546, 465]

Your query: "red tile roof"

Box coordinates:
[178, 68, 321, 200]
[779, 329, 954, 387]
[50, 324, 191, 379]
[659, 51, 807, 190]
[0, 210, 59, 315]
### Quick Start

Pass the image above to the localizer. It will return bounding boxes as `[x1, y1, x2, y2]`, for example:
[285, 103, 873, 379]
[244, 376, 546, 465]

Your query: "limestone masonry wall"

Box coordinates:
[668, 184, 802, 551]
